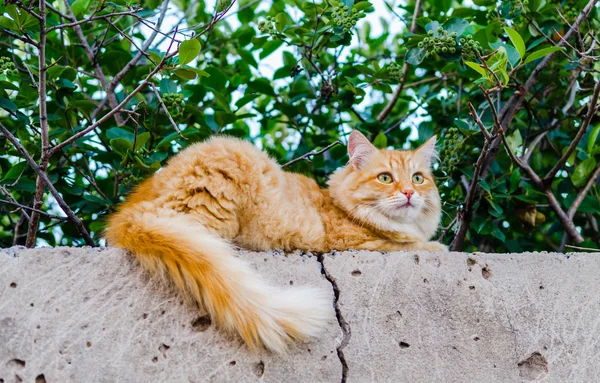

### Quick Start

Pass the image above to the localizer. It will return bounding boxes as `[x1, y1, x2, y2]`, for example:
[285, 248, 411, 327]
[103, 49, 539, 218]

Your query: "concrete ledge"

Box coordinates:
[1, 247, 599, 382]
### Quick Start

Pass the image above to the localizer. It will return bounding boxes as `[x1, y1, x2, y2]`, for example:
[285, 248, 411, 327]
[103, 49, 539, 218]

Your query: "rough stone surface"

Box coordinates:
[2, 248, 600, 382]
[0, 247, 340, 383]
[324, 251, 600, 382]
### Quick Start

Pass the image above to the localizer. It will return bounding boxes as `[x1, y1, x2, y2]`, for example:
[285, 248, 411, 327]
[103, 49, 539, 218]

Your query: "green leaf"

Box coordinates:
[0, 161, 27, 183]
[186, 68, 210, 77]
[444, 18, 469, 35]
[373, 132, 387, 149]
[588, 124, 599, 155]
[406, 48, 426, 65]
[106, 127, 134, 141]
[506, 130, 523, 154]
[71, 0, 93, 17]
[173, 68, 197, 80]
[178, 39, 201, 66]
[134, 132, 150, 152]
[503, 27, 525, 59]
[509, 169, 521, 193]
[523, 46, 565, 65]
[110, 138, 133, 156]
[465, 61, 486, 77]
[248, 78, 275, 96]
[572, 158, 597, 187]
[0, 98, 17, 111]
[0, 16, 17, 30]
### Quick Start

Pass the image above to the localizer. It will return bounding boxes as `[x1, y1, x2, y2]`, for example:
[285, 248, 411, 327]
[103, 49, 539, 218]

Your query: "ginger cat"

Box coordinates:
[104, 130, 446, 353]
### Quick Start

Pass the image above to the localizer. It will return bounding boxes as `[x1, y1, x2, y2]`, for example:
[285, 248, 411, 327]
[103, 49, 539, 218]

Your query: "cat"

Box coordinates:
[104, 129, 446, 353]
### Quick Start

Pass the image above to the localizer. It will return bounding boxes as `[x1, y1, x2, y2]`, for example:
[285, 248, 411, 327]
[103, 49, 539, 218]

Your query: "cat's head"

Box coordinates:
[328, 130, 441, 238]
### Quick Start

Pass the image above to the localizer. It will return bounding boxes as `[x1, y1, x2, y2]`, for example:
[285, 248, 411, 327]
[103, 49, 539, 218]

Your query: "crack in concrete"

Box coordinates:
[317, 253, 351, 383]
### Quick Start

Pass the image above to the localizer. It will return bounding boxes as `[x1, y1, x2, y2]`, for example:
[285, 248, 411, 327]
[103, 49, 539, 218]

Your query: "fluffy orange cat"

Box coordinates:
[104, 130, 446, 353]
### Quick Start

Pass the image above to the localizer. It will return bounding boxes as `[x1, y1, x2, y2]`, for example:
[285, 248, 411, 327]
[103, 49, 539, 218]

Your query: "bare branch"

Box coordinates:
[150, 83, 185, 138]
[0, 123, 94, 246]
[26, 0, 50, 247]
[50, 32, 180, 155]
[568, 164, 600, 219]
[0, 185, 30, 220]
[376, 0, 422, 122]
[108, 0, 170, 91]
[565, 244, 600, 252]
[467, 102, 492, 141]
[282, 141, 342, 168]
[47, 9, 144, 32]
[61, 0, 124, 125]
[1, 28, 40, 48]
[544, 80, 600, 182]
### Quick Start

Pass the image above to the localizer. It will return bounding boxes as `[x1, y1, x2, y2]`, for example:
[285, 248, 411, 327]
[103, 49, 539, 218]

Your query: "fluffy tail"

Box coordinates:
[105, 207, 331, 353]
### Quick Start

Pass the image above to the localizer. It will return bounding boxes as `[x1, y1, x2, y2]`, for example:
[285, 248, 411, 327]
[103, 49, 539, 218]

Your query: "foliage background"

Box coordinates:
[0, 0, 599, 252]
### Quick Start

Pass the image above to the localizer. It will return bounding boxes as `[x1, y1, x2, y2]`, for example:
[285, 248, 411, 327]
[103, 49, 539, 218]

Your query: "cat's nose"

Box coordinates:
[401, 190, 414, 200]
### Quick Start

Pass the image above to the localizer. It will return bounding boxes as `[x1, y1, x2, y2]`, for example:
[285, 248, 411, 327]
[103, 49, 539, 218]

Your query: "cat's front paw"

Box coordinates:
[420, 241, 448, 252]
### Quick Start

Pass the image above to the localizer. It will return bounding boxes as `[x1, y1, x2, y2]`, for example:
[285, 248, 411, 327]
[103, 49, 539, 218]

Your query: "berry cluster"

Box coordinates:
[0, 57, 16, 76]
[258, 17, 276, 35]
[387, 61, 403, 82]
[290, 64, 303, 77]
[419, 27, 458, 58]
[330, 1, 362, 33]
[162, 93, 185, 119]
[505, 0, 528, 18]
[440, 127, 463, 174]
[561, 2, 579, 21]
[459, 35, 482, 60]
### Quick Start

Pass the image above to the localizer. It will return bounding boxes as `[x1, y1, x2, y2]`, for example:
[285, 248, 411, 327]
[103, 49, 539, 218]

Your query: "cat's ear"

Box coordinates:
[415, 135, 438, 167]
[348, 130, 378, 170]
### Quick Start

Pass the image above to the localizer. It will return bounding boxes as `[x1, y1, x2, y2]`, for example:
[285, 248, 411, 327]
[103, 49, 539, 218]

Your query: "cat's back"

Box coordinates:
[155, 135, 279, 186]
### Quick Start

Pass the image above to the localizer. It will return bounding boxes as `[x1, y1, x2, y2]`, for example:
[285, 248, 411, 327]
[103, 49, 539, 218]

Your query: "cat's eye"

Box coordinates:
[377, 173, 393, 184]
[412, 173, 424, 184]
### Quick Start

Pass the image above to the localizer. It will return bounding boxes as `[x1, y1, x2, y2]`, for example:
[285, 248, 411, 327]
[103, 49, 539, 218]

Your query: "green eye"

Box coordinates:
[377, 173, 393, 184]
[412, 173, 424, 184]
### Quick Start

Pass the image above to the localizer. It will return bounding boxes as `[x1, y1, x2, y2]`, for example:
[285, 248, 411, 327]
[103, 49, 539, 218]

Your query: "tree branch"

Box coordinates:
[26, 0, 49, 247]
[61, 0, 124, 125]
[0, 123, 94, 246]
[544, 80, 600, 182]
[282, 141, 342, 168]
[108, 0, 170, 91]
[567, 164, 600, 219]
[376, 0, 422, 122]
[50, 33, 179, 155]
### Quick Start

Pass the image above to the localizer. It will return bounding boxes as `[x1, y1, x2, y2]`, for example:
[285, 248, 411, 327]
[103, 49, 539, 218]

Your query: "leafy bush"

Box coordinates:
[0, 0, 599, 252]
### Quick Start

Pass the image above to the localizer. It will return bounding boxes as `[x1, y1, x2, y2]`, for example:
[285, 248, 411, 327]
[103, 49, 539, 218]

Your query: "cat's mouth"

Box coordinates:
[390, 202, 412, 210]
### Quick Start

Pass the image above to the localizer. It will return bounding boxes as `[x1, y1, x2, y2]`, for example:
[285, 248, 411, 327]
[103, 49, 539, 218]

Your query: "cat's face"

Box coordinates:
[328, 130, 441, 235]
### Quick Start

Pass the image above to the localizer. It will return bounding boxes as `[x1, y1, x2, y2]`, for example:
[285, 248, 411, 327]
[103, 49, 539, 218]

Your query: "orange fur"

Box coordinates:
[104, 130, 445, 352]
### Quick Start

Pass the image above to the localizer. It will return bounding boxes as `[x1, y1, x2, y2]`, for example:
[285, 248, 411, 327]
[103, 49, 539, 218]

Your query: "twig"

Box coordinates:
[0, 123, 95, 246]
[0, 186, 30, 220]
[565, 244, 599, 252]
[47, 9, 144, 32]
[108, 0, 170, 91]
[567, 164, 600, 219]
[282, 141, 342, 168]
[0, 199, 68, 220]
[50, 35, 179, 155]
[467, 102, 492, 141]
[62, 0, 124, 125]
[26, 0, 50, 247]
[150, 83, 185, 138]
[544, 80, 600, 182]
[376, 0, 422, 122]
[1, 28, 40, 48]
